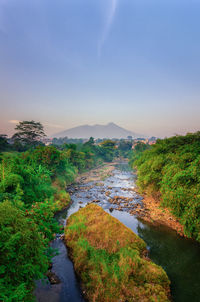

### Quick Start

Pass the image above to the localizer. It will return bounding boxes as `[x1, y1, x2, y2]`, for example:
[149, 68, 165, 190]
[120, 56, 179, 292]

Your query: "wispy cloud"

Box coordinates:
[9, 120, 20, 124]
[44, 123, 64, 129]
[98, 0, 118, 58]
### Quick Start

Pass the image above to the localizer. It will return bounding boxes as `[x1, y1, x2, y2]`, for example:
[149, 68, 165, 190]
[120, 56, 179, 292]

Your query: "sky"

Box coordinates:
[0, 0, 200, 137]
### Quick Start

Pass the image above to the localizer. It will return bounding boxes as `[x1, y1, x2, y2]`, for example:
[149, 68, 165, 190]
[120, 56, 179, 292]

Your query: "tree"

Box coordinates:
[100, 140, 116, 162]
[118, 140, 132, 152]
[0, 134, 10, 152]
[100, 140, 116, 148]
[84, 137, 95, 146]
[0, 201, 48, 301]
[131, 131, 200, 242]
[12, 121, 46, 146]
[134, 142, 150, 152]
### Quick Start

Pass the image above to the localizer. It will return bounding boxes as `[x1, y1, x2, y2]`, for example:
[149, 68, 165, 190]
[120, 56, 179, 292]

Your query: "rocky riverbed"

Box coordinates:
[72, 161, 184, 236]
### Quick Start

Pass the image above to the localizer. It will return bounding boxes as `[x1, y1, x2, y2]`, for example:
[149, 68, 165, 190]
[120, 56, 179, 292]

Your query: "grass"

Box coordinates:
[65, 204, 170, 302]
[53, 190, 71, 212]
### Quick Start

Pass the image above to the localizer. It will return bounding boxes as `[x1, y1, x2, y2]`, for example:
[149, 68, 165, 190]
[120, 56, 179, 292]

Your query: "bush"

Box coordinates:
[0, 201, 48, 301]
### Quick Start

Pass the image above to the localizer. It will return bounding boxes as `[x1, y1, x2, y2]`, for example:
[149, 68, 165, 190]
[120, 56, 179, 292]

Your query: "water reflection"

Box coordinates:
[137, 223, 200, 302]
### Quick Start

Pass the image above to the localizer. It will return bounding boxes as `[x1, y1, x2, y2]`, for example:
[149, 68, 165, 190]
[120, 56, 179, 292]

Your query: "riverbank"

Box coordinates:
[75, 161, 117, 184]
[129, 188, 185, 237]
[76, 162, 185, 237]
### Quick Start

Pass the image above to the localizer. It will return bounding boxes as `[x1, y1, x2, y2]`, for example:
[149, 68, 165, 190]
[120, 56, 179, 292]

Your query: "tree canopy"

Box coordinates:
[0, 135, 9, 152]
[12, 121, 46, 146]
[0, 201, 48, 301]
[130, 132, 200, 242]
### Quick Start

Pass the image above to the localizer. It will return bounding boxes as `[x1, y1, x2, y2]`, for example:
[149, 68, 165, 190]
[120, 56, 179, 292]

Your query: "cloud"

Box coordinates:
[43, 123, 64, 129]
[98, 0, 118, 57]
[9, 120, 20, 124]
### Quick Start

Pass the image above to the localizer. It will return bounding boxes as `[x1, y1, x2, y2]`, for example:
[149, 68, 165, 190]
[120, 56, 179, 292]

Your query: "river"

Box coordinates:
[35, 162, 200, 302]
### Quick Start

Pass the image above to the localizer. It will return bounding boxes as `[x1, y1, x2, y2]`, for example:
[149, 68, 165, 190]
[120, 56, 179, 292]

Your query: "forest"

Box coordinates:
[130, 132, 200, 242]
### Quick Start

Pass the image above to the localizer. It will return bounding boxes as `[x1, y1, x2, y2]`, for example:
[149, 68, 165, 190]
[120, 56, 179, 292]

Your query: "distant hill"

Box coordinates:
[53, 123, 143, 139]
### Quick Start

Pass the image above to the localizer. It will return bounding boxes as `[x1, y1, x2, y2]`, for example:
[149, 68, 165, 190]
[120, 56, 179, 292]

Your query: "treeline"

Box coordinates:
[130, 132, 200, 242]
[0, 121, 118, 301]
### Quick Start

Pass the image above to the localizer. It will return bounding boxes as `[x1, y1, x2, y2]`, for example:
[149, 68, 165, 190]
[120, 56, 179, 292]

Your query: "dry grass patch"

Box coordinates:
[65, 204, 170, 302]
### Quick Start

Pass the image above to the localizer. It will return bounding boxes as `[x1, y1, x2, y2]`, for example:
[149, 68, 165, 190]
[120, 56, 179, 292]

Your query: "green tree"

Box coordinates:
[12, 121, 46, 147]
[0, 135, 10, 152]
[130, 132, 200, 242]
[100, 140, 116, 162]
[84, 137, 95, 146]
[118, 140, 132, 157]
[0, 201, 48, 301]
[0, 152, 54, 206]
[101, 140, 116, 148]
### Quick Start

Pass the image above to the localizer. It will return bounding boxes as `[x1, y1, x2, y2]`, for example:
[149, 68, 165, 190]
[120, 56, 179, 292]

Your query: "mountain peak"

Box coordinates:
[53, 123, 143, 139]
[107, 122, 117, 127]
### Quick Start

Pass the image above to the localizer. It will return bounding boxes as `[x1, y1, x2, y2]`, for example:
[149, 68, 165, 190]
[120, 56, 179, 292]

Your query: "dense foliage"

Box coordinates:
[130, 132, 200, 242]
[0, 201, 48, 301]
[111, 140, 133, 158]
[12, 121, 46, 147]
[65, 204, 170, 302]
[0, 125, 120, 300]
[99, 139, 116, 162]
[0, 135, 10, 152]
[0, 120, 134, 300]
[0, 147, 71, 300]
[129, 142, 150, 166]
[52, 137, 86, 145]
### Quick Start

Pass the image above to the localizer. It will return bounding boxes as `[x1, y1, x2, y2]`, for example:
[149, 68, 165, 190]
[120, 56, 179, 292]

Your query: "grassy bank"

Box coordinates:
[130, 132, 200, 242]
[65, 204, 170, 302]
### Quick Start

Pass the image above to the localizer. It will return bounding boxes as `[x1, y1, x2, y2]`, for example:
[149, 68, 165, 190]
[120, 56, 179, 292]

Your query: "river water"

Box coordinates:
[35, 162, 200, 302]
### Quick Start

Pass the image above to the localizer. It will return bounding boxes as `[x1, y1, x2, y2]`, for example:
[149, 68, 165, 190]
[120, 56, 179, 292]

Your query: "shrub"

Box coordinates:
[0, 201, 48, 301]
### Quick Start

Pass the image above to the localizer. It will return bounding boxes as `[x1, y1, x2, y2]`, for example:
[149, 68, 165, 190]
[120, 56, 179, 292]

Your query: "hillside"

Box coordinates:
[53, 122, 142, 139]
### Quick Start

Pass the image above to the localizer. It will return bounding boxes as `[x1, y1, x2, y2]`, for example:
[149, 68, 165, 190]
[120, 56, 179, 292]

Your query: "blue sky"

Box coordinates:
[0, 0, 200, 137]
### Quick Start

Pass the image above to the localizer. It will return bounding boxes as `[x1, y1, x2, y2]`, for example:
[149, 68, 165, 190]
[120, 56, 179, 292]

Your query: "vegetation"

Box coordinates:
[0, 135, 10, 152]
[129, 142, 150, 165]
[0, 201, 49, 301]
[0, 120, 154, 300]
[12, 120, 46, 147]
[130, 132, 200, 242]
[52, 137, 86, 145]
[0, 146, 70, 300]
[65, 204, 170, 302]
[99, 139, 116, 162]
[0, 121, 123, 300]
[117, 140, 132, 157]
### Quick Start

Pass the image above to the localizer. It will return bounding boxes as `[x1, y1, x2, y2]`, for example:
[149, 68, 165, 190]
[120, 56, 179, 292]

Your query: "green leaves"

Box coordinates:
[28, 200, 61, 241]
[0, 201, 48, 301]
[12, 120, 46, 147]
[131, 132, 200, 242]
[0, 138, 121, 301]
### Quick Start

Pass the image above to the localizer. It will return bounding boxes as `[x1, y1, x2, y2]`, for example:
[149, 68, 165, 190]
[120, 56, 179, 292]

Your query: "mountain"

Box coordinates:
[53, 123, 143, 139]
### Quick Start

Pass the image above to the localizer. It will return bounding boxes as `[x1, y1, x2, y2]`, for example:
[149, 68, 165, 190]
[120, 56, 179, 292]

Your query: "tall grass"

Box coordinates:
[65, 204, 170, 302]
